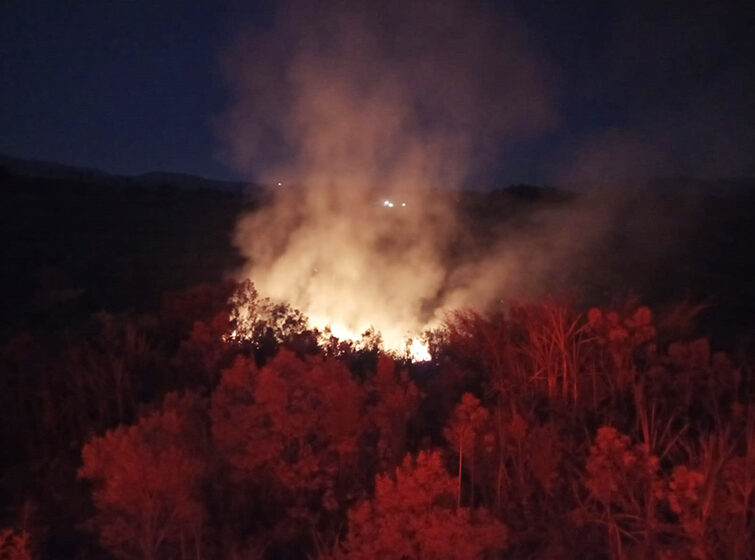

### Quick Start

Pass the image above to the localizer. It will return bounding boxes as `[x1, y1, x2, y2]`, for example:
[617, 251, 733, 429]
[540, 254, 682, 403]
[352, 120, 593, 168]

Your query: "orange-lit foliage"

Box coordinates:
[79, 393, 207, 560]
[664, 338, 739, 411]
[211, 350, 364, 518]
[666, 465, 708, 558]
[174, 280, 312, 386]
[512, 302, 589, 404]
[587, 306, 655, 369]
[585, 306, 656, 396]
[583, 426, 662, 558]
[364, 355, 422, 470]
[341, 450, 507, 560]
[437, 309, 526, 396]
[586, 427, 660, 505]
[661, 416, 755, 560]
[443, 392, 490, 506]
[452, 303, 657, 411]
[227, 280, 308, 352]
[524, 422, 562, 494]
[718, 423, 755, 557]
[11, 283, 751, 559]
[173, 309, 234, 384]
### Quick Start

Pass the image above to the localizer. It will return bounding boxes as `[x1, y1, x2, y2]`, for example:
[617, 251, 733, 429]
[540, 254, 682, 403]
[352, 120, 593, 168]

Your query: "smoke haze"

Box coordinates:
[217, 0, 748, 352]
[218, 0, 558, 349]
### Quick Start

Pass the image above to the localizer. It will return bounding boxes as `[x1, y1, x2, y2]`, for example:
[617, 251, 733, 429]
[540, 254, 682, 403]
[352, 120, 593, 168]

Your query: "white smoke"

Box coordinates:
[217, 0, 557, 351]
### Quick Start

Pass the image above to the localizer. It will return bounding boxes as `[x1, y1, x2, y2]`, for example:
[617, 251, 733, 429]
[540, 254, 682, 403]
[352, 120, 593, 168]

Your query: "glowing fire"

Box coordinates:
[407, 338, 431, 362]
[231, 188, 442, 363]
[225, 293, 433, 362]
[309, 314, 431, 362]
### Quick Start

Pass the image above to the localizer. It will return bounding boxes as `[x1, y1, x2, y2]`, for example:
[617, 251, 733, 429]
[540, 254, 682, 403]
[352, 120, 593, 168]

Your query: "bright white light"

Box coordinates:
[408, 339, 431, 362]
[277, 182, 282, 187]
[401, 202, 406, 207]
[383, 200, 390, 206]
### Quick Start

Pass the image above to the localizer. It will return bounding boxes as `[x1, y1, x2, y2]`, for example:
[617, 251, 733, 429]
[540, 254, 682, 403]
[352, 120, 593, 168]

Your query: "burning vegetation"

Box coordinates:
[221, 0, 555, 365]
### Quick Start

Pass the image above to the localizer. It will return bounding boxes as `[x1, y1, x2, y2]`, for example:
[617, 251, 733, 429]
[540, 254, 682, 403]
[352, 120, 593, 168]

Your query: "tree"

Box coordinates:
[443, 393, 490, 506]
[61, 313, 159, 431]
[583, 426, 662, 559]
[226, 280, 308, 361]
[79, 393, 207, 560]
[211, 350, 365, 527]
[665, 420, 755, 560]
[364, 355, 421, 470]
[341, 450, 507, 560]
[173, 309, 236, 386]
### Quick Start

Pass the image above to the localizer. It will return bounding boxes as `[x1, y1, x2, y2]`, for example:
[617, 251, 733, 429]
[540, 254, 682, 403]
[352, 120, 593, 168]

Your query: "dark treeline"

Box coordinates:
[0, 166, 248, 341]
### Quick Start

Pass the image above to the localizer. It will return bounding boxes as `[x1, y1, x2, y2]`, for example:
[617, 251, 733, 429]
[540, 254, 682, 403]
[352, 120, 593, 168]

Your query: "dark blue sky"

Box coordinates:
[0, 1, 269, 180]
[2, 0, 753, 185]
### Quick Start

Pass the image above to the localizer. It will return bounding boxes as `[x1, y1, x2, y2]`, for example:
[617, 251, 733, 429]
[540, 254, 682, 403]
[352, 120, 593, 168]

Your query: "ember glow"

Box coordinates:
[239, 215, 443, 358]
[407, 338, 432, 362]
[312, 315, 432, 362]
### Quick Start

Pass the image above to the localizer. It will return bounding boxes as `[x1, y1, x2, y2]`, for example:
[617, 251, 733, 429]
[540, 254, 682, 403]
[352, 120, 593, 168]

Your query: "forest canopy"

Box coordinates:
[1, 278, 753, 559]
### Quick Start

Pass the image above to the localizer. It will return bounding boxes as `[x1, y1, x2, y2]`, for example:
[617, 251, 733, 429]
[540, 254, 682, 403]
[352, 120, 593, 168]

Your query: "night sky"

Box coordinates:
[1, 0, 753, 185]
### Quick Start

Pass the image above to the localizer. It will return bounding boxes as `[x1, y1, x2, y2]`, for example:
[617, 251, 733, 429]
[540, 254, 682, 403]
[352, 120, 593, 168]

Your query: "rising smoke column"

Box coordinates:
[217, 0, 555, 351]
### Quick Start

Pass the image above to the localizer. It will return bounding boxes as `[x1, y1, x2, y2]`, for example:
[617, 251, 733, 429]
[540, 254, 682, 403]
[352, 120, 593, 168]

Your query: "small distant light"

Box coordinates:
[277, 182, 282, 187]
[401, 202, 406, 207]
[384, 200, 390, 206]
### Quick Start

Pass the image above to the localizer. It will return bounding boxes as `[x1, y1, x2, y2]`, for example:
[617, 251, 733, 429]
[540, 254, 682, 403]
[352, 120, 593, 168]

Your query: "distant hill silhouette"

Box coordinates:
[0, 154, 249, 193]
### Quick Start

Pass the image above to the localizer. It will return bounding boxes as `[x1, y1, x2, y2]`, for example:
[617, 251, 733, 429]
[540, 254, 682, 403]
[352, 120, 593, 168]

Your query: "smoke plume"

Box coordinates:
[217, 0, 557, 350]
